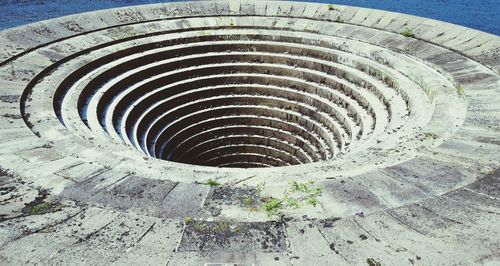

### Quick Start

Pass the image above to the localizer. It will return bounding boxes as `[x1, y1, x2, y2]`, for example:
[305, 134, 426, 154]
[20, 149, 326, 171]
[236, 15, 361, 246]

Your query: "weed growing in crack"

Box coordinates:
[204, 179, 221, 186]
[233, 226, 241, 233]
[27, 202, 52, 215]
[457, 85, 465, 97]
[192, 222, 206, 232]
[25, 202, 63, 215]
[256, 182, 266, 194]
[214, 221, 229, 232]
[287, 180, 323, 207]
[259, 180, 323, 218]
[184, 216, 193, 225]
[284, 196, 300, 209]
[244, 195, 255, 206]
[262, 197, 283, 217]
[401, 28, 415, 38]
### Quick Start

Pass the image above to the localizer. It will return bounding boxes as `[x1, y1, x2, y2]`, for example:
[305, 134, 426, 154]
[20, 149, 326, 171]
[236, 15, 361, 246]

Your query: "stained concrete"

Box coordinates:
[0, 1, 499, 265]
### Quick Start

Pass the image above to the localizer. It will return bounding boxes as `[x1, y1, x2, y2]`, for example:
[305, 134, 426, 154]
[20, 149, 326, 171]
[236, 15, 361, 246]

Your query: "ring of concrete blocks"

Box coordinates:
[1, 0, 499, 237]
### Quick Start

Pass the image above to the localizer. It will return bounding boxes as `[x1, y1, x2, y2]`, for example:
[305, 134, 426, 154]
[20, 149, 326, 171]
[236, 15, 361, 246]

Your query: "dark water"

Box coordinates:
[0, 0, 498, 35]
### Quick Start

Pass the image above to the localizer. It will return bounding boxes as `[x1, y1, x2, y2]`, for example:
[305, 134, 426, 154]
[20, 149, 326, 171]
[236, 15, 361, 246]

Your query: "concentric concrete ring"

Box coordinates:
[0, 1, 499, 265]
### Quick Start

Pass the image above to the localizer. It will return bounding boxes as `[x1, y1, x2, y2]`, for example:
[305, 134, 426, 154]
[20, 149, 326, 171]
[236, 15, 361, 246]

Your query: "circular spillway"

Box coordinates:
[18, 6, 465, 171]
[53, 29, 433, 168]
[0, 2, 499, 265]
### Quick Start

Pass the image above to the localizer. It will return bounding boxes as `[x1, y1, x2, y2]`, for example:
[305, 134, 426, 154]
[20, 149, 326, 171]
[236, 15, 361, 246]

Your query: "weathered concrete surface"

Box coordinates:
[0, 1, 499, 265]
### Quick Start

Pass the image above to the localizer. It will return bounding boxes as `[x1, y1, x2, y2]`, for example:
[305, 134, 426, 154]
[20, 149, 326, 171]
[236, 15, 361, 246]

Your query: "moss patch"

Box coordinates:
[24, 201, 63, 216]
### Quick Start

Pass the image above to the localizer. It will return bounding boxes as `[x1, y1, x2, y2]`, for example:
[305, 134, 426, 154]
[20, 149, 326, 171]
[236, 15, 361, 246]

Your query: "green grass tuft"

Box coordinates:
[262, 197, 283, 217]
[26, 202, 54, 215]
[401, 28, 415, 38]
[457, 85, 465, 97]
[204, 179, 221, 186]
[192, 222, 206, 232]
[244, 196, 255, 206]
[29, 202, 51, 215]
[259, 180, 323, 218]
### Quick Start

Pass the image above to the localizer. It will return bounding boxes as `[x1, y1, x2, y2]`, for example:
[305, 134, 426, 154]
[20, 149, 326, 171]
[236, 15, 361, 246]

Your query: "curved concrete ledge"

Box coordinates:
[0, 1, 499, 265]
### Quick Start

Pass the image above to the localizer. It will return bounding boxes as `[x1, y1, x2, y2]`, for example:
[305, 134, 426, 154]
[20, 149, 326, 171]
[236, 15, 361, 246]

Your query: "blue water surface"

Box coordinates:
[0, 0, 498, 35]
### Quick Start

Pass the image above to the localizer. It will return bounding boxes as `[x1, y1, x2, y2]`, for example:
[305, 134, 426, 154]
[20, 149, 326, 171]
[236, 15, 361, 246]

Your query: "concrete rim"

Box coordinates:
[0, 1, 499, 265]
